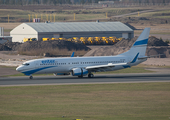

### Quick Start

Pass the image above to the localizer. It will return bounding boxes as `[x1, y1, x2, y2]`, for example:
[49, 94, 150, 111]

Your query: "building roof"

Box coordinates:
[24, 22, 133, 33]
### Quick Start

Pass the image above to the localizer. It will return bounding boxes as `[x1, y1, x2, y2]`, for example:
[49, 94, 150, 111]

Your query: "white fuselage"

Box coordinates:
[16, 54, 146, 76]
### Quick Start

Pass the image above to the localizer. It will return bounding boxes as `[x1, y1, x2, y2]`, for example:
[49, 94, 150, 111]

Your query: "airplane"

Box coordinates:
[16, 28, 150, 79]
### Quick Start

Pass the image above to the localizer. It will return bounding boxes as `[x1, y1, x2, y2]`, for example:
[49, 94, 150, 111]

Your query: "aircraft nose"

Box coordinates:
[16, 66, 22, 72]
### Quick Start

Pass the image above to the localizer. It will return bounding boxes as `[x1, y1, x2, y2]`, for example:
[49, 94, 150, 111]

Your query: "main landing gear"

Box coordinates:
[78, 75, 83, 78]
[88, 73, 94, 78]
[29, 76, 33, 79]
[78, 73, 94, 78]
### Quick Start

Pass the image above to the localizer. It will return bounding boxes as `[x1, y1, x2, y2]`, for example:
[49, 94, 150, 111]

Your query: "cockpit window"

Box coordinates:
[22, 63, 30, 66]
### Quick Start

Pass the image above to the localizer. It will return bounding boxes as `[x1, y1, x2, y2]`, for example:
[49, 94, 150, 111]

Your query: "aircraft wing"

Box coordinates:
[85, 63, 127, 72]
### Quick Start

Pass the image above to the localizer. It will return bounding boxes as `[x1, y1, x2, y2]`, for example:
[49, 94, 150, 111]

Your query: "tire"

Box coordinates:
[29, 76, 33, 79]
[88, 74, 94, 78]
[78, 76, 83, 78]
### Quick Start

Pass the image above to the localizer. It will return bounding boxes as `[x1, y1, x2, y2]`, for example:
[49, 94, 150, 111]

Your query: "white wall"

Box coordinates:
[11, 34, 38, 42]
[10, 23, 38, 42]
[122, 33, 128, 39]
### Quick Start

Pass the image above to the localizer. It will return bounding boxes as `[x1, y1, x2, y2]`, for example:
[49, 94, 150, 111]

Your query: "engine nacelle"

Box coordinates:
[53, 73, 70, 76]
[72, 68, 88, 76]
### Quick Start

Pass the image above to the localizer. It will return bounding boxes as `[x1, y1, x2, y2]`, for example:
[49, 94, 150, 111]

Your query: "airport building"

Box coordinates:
[10, 21, 134, 42]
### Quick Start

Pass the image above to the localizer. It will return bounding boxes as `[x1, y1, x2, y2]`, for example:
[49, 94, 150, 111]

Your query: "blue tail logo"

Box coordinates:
[133, 39, 148, 46]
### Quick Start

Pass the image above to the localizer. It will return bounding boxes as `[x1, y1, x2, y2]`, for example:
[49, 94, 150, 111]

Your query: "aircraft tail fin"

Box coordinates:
[120, 28, 150, 57]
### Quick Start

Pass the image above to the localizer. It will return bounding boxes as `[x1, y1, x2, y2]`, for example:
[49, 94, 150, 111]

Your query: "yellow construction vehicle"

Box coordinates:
[101, 37, 109, 44]
[72, 37, 79, 41]
[51, 38, 59, 40]
[42, 38, 50, 41]
[31, 38, 37, 41]
[87, 37, 94, 45]
[23, 38, 37, 42]
[94, 37, 103, 45]
[109, 37, 117, 44]
[67, 38, 73, 42]
[72, 37, 81, 44]
[79, 37, 87, 44]
[23, 38, 30, 42]
[59, 38, 66, 40]
[117, 37, 123, 41]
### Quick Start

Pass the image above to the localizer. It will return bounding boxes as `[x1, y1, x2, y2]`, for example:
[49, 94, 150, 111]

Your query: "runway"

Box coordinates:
[0, 73, 170, 86]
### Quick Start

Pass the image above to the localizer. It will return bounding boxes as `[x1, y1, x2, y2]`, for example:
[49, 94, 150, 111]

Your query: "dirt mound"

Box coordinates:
[146, 47, 170, 58]
[3, 42, 22, 51]
[16, 40, 90, 56]
[114, 37, 136, 48]
[0, 40, 89, 52]
[84, 36, 170, 57]
[114, 36, 169, 48]
[148, 36, 169, 46]
[19, 40, 89, 51]
[0, 44, 11, 51]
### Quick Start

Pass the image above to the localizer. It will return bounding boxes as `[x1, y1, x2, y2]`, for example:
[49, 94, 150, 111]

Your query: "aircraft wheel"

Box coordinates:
[88, 74, 94, 78]
[29, 76, 33, 79]
[90, 74, 94, 78]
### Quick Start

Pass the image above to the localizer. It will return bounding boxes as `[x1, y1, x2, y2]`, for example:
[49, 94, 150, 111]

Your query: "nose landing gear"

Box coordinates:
[29, 76, 33, 79]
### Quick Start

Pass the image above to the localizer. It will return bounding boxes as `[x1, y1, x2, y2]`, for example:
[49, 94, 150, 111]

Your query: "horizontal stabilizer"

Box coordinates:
[138, 54, 164, 60]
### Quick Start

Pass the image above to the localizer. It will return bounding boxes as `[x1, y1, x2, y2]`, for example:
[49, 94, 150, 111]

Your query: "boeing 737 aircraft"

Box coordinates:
[16, 28, 150, 79]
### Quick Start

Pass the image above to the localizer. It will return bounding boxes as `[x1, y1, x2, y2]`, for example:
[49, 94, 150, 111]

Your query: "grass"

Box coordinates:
[128, 9, 170, 18]
[0, 82, 170, 120]
[0, 7, 167, 23]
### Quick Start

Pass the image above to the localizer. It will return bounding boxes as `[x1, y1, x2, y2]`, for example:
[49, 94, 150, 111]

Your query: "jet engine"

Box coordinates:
[72, 68, 88, 77]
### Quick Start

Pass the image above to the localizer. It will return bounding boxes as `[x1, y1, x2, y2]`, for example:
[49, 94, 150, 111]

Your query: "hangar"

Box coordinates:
[10, 21, 134, 42]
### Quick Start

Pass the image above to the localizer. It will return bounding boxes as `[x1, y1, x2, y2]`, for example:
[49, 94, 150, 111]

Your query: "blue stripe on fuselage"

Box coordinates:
[123, 65, 131, 68]
[22, 66, 56, 76]
[133, 38, 148, 46]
